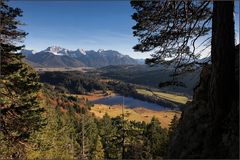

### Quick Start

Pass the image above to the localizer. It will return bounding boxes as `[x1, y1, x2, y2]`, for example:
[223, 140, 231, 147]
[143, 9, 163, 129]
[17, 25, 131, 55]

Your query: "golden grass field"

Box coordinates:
[73, 90, 182, 128]
[90, 104, 181, 129]
[136, 88, 189, 104]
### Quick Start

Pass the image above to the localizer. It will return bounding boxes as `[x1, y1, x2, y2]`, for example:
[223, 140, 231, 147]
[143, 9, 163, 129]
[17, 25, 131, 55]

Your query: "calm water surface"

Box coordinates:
[93, 95, 173, 111]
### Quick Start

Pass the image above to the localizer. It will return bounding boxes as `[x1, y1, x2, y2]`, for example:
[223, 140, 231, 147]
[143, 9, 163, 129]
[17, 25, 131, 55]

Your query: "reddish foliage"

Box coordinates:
[60, 107, 68, 113]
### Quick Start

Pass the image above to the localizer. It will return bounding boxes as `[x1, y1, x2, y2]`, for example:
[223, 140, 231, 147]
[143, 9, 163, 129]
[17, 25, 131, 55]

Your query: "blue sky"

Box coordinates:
[10, 1, 145, 58]
[9, 1, 239, 59]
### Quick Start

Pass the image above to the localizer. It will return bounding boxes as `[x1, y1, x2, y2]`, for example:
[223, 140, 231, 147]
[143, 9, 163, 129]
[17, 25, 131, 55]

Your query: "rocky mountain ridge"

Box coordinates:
[22, 46, 141, 68]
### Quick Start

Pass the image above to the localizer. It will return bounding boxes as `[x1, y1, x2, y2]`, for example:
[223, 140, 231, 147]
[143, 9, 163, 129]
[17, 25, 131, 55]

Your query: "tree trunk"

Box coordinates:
[210, 1, 235, 121]
[205, 1, 236, 157]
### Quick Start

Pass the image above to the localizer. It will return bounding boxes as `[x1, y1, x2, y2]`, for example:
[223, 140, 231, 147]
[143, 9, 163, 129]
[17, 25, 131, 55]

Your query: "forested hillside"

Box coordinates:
[1, 83, 177, 159]
[97, 65, 200, 95]
[36, 86, 174, 160]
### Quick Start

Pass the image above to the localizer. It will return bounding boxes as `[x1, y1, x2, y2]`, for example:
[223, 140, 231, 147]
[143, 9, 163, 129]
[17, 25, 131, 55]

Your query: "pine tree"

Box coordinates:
[124, 121, 151, 159]
[0, 0, 44, 158]
[76, 113, 99, 160]
[92, 135, 104, 160]
[98, 113, 118, 159]
[131, 1, 211, 73]
[168, 114, 179, 139]
[99, 115, 128, 159]
[77, 114, 89, 160]
[144, 116, 168, 159]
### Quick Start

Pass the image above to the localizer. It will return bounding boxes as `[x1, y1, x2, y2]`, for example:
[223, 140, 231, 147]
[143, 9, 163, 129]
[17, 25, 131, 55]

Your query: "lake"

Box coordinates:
[93, 95, 174, 111]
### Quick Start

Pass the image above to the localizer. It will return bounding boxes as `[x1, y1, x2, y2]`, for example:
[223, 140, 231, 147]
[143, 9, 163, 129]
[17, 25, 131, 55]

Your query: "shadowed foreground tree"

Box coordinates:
[0, 0, 45, 158]
[131, 0, 238, 158]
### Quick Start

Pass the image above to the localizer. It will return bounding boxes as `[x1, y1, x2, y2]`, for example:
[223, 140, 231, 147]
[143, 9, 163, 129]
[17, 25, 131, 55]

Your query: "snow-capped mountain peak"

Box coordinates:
[98, 49, 105, 53]
[23, 46, 138, 67]
[29, 46, 207, 67]
[43, 46, 68, 56]
[77, 48, 86, 55]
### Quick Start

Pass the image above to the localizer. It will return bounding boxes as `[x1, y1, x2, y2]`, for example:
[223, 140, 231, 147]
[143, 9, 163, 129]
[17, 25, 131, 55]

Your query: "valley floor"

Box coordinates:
[74, 91, 181, 128]
[91, 104, 181, 129]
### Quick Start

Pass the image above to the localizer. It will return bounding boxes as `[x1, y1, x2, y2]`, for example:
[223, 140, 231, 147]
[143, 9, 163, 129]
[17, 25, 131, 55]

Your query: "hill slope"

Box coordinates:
[97, 65, 200, 95]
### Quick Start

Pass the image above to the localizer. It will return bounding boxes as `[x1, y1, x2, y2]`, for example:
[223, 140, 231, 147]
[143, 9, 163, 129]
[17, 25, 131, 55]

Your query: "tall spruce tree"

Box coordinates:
[0, 0, 44, 158]
[144, 117, 168, 159]
[98, 113, 118, 159]
[92, 135, 104, 160]
[168, 114, 179, 139]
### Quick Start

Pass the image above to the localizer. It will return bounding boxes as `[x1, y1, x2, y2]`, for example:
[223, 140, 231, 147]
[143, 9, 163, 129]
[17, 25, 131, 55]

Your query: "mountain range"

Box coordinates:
[22, 46, 141, 68]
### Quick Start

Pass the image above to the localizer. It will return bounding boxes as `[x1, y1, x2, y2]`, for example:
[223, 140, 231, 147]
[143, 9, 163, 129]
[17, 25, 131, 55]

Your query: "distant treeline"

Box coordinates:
[39, 71, 181, 108]
[39, 71, 107, 94]
[94, 65, 199, 96]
